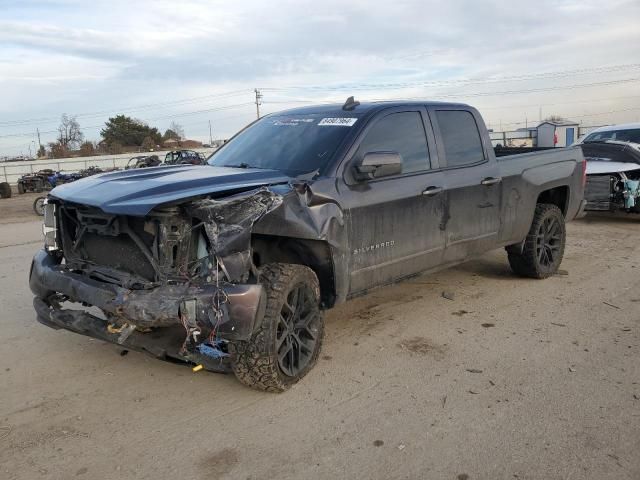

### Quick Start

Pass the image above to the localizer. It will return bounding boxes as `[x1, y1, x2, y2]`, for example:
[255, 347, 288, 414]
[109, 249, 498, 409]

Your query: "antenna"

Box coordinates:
[342, 96, 360, 111]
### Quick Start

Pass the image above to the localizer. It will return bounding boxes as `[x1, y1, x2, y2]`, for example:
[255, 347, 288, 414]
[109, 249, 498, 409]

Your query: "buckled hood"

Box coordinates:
[50, 164, 292, 216]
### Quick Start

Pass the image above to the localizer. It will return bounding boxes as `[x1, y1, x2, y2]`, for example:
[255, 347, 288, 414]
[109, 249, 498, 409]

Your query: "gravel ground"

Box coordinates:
[0, 212, 638, 480]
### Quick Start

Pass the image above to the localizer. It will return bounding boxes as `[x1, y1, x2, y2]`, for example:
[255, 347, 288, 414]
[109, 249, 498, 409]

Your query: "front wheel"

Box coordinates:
[33, 196, 46, 216]
[507, 203, 566, 279]
[231, 263, 324, 392]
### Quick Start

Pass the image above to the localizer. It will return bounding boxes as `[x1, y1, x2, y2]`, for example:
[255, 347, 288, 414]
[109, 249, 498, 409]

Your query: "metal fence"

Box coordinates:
[489, 125, 606, 148]
[0, 148, 217, 184]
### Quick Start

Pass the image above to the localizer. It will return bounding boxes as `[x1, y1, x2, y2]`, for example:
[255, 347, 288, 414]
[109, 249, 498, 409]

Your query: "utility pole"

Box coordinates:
[254, 88, 262, 119]
[37, 128, 42, 149]
[208, 120, 213, 145]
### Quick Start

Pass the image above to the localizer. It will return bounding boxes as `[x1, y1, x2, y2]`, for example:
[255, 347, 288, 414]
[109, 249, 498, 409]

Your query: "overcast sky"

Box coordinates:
[1, 0, 639, 156]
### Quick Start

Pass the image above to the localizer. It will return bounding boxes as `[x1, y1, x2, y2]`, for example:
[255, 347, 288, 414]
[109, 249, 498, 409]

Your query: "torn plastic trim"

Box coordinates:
[185, 187, 283, 283]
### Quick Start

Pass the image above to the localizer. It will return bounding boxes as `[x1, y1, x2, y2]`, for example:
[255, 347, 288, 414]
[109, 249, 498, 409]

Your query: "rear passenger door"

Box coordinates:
[427, 108, 502, 259]
[341, 108, 446, 294]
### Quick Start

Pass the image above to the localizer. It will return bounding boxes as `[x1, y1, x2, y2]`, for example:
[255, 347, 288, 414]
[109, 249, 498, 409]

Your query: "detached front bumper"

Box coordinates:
[29, 249, 266, 369]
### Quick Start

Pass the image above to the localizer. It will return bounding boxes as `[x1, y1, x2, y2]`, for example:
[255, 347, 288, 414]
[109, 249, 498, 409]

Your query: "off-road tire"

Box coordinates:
[508, 203, 566, 279]
[33, 196, 46, 216]
[17, 182, 25, 194]
[231, 263, 324, 392]
[0, 182, 11, 199]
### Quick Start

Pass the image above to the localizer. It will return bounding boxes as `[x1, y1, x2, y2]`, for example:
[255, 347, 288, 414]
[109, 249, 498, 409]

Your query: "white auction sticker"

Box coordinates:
[318, 117, 358, 127]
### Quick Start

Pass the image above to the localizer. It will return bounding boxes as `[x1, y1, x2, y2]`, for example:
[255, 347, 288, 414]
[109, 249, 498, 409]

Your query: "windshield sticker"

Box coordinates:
[272, 118, 315, 126]
[318, 117, 358, 127]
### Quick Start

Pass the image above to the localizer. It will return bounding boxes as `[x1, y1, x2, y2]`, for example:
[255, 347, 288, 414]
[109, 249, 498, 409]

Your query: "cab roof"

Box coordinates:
[270, 100, 472, 117]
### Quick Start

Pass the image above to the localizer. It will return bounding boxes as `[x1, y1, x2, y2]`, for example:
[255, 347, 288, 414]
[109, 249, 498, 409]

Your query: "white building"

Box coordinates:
[535, 120, 580, 147]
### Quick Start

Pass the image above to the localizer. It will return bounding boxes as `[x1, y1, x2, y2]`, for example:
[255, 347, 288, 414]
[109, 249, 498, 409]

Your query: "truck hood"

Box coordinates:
[50, 165, 292, 216]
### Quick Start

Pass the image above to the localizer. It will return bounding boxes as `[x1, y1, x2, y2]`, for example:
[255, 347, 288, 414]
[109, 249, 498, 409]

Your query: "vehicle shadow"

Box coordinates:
[579, 211, 640, 224]
[452, 257, 521, 281]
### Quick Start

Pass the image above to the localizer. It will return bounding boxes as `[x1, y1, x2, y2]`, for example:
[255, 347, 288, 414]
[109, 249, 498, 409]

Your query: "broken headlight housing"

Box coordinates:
[42, 199, 59, 252]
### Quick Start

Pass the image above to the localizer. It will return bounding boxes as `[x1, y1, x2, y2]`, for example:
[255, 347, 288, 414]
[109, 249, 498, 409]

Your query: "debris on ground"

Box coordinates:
[550, 322, 567, 327]
[442, 291, 456, 301]
[397, 444, 406, 451]
[452, 310, 470, 316]
[569, 367, 576, 372]
[603, 301, 621, 309]
[555, 269, 569, 276]
[373, 440, 384, 447]
[468, 390, 479, 394]
[466, 368, 483, 374]
[481, 323, 495, 328]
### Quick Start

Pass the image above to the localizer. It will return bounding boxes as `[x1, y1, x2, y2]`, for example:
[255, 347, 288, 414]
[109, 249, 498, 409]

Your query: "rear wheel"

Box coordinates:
[17, 182, 25, 194]
[0, 182, 11, 199]
[231, 263, 324, 392]
[508, 203, 566, 279]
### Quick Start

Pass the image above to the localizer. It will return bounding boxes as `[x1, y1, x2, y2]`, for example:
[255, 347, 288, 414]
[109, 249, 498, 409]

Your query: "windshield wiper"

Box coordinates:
[224, 162, 252, 168]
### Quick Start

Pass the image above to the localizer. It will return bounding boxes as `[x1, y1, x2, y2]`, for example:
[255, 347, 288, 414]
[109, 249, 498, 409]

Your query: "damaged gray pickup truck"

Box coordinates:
[29, 99, 587, 391]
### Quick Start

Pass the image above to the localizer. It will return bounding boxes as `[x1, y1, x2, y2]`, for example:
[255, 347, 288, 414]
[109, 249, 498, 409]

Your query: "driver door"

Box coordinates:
[341, 108, 447, 295]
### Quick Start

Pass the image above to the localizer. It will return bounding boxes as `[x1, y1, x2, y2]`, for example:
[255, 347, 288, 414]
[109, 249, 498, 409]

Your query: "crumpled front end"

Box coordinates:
[29, 188, 282, 371]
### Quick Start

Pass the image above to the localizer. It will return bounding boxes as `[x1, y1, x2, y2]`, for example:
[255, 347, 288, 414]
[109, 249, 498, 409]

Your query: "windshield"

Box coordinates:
[583, 128, 640, 144]
[208, 113, 360, 175]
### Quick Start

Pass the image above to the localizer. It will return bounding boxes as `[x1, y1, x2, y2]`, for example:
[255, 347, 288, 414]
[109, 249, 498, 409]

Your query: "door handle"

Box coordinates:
[481, 177, 502, 186]
[422, 186, 443, 197]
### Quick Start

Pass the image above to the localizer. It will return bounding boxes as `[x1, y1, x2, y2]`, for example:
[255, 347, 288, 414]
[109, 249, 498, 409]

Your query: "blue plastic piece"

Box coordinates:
[197, 341, 229, 359]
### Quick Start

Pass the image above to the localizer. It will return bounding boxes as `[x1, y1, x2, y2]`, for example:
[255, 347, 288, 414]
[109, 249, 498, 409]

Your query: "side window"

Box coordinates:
[435, 110, 485, 167]
[355, 112, 430, 174]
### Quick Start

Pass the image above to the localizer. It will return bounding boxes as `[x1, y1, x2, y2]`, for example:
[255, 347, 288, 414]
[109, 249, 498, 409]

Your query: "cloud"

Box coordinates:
[0, 0, 639, 155]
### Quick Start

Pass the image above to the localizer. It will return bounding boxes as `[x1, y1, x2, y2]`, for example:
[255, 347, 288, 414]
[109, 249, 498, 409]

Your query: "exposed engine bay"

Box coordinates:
[32, 187, 282, 370]
[582, 140, 640, 213]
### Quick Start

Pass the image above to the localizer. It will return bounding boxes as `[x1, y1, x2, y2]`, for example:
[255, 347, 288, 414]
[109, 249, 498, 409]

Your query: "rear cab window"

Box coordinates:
[354, 111, 431, 175]
[434, 110, 486, 168]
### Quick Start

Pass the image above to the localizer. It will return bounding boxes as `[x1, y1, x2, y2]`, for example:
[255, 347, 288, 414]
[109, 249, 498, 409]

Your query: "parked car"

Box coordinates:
[126, 155, 161, 169]
[576, 122, 640, 145]
[29, 99, 586, 391]
[581, 140, 640, 213]
[164, 150, 206, 165]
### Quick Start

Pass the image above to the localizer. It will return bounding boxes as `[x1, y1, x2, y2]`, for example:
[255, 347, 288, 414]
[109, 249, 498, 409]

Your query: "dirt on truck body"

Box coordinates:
[29, 99, 586, 391]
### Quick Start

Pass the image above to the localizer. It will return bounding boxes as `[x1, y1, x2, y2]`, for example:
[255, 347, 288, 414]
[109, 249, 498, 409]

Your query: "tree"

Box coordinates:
[544, 115, 566, 123]
[57, 114, 83, 149]
[79, 141, 95, 156]
[37, 144, 46, 158]
[108, 142, 123, 154]
[100, 115, 162, 147]
[169, 121, 184, 139]
[48, 142, 69, 159]
[141, 136, 156, 151]
[163, 128, 180, 141]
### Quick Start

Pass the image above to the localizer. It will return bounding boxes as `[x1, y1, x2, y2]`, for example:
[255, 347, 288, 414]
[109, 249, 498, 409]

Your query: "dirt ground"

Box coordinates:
[0, 191, 46, 223]
[0, 207, 638, 479]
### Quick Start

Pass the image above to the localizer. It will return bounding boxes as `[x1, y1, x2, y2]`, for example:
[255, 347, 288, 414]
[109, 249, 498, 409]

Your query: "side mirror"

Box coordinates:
[354, 152, 402, 181]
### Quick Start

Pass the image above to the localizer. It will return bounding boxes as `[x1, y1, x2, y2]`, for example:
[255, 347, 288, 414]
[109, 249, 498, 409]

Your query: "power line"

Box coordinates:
[260, 63, 640, 92]
[486, 106, 640, 129]
[261, 77, 640, 106]
[0, 89, 252, 128]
